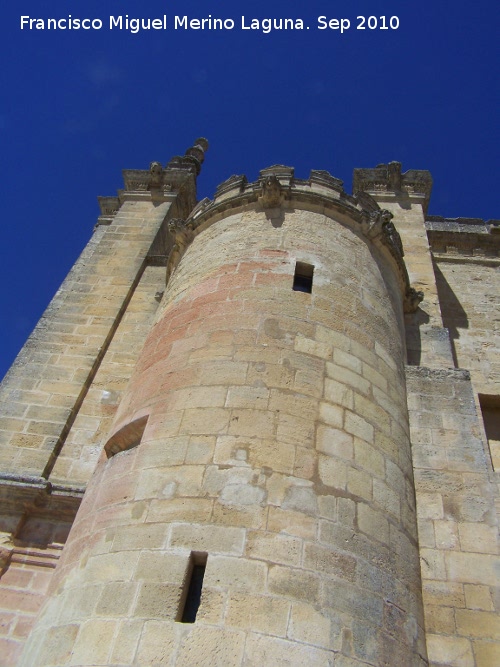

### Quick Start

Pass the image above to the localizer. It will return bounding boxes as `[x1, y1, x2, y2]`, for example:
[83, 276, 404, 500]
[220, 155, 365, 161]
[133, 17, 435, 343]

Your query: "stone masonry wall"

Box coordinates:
[48, 264, 166, 486]
[407, 367, 500, 667]
[0, 199, 172, 479]
[355, 177, 500, 667]
[434, 258, 499, 396]
[2, 158, 498, 667]
[20, 204, 427, 666]
[0, 531, 65, 665]
[0, 198, 175, 665]
[381, 201, 454, 370]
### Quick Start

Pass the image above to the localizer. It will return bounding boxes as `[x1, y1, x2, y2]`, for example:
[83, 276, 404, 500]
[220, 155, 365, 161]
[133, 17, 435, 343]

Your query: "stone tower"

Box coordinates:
[0, 142, 498, 666]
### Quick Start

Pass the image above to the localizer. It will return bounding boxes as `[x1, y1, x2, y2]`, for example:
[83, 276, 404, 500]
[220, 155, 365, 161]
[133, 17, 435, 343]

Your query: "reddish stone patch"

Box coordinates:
[258, 248, 290, 258]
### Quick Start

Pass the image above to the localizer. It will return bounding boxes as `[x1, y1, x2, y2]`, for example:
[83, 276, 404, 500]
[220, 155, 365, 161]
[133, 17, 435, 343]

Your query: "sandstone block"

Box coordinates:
[458, 522, 499, 555]
[326, 362, 370, 396]
[463, 584, 494, 611]
[134, 582, 182, 620]
[303, 542, 357, 582]
[31, 625, 79, 667]
[473, 640, 500, 667]
[268, 564, 320, 604]
[446, 551, 500, 586]
[324, 378, 354, 409]
[95, 581, 137, 616]
[288, 601, 331, 648]
[204, 556, 267, 592]
[426, 634, 474, 667]
[345, 411, 374, 443]
[267, 506, 318, 539]
[169, 523, 245, 556]
[244, 632, 332, 667]
[135, 620, 177, 665]
[69, 619, 116, 665]
[318, 454, 347, 490]
[354, 439, 385, 478]
[175, 625, 246, 667]
[455, 608, 500, 640]
[316, 424, 352, 458]
[179, 407, 230, 436]
[347, 467, 373, 500]
[357, 503, 389, 545]
[294, 335, 332, 360]
[135, 552, 189, 583]
[226, 592, 290, 636]
[246, 531, 302, 567]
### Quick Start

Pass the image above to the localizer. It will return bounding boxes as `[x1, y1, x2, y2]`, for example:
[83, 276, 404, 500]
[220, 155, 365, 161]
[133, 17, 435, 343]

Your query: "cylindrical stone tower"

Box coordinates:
[21, 166, 428, 666]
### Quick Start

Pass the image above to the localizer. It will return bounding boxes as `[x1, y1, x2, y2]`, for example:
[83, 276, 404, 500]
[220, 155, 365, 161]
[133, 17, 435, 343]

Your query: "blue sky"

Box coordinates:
[0, 0, 498, 380]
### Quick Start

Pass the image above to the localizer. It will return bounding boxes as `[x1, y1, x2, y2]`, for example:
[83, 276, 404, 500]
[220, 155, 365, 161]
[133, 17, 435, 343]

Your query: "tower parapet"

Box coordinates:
[353, 161, 433, 213]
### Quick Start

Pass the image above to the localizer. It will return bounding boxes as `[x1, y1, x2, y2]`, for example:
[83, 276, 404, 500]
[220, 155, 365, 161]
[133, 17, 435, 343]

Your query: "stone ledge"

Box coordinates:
[95, 138, 208, 224]
[432, 253, 500, 267]
[405, 366, 471, 382]
[0, 473, 84, 525]
[427, 228, 499, 258]
[426, 216, 500, 234]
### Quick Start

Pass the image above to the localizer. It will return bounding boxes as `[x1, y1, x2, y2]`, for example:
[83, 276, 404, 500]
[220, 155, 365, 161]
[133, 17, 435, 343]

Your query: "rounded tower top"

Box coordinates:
[168, 164, 423, 314]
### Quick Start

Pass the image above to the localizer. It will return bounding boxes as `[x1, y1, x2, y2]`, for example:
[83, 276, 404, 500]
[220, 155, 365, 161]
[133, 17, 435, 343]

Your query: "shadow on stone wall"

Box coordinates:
[433, 262, 469, 367]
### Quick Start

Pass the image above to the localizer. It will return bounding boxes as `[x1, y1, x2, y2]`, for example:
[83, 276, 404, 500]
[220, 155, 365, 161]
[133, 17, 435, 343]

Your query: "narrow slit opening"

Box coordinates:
[179, 552, 207, 623]
[293, 261, 314, 293]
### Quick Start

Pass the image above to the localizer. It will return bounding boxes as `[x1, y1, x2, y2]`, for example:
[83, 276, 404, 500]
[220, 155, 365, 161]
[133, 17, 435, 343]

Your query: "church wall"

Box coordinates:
[434, 258, 499, 396]
[0, 200, 172, 479]
[48, 263, 166, 486]
[407, 367, 500, 666]
[0, 153, 498, 666]
[19, 199, 428, 665]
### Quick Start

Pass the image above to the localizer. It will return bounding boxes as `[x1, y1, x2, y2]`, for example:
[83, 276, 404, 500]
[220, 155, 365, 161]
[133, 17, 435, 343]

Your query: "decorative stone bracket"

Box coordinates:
[404, 287, 425, 313]
[361, 209, 405, 260]
[258, 174, 284, 209]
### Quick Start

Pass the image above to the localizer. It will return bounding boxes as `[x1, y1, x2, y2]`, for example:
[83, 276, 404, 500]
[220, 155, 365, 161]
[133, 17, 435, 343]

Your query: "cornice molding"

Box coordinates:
[96, 138, 208, 221]
[95, 196, 120, 227]
[165, 165, 423, 313]
[0, 473, 84, 526]
[427, 222, 500, 259]
[353, 162, 433, 212]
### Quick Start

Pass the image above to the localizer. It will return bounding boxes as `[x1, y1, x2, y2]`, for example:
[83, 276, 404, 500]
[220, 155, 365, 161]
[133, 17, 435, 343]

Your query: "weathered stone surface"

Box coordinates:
[0, 158, 497, 667]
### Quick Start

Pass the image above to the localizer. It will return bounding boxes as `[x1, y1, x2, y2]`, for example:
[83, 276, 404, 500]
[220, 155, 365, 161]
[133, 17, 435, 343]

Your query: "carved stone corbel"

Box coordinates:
[361, 209, 394, 239]
[404, 287, 425, 313]
[388, 161, 402, 190]
[361, 208, 405, 264]
[149, 161, 163, 187]
[382, 218, 404, 259]
[258, 174, 283, 209]
[168, 218, 194, 248]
